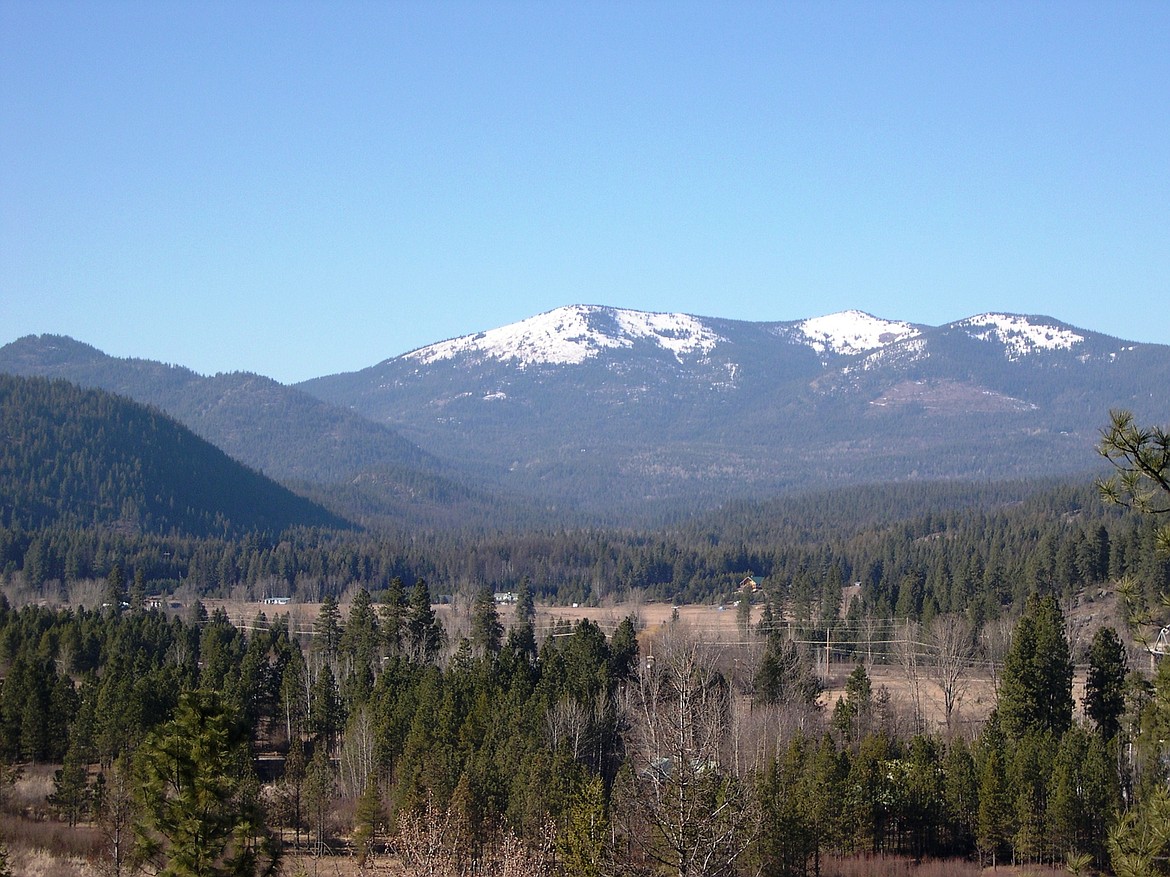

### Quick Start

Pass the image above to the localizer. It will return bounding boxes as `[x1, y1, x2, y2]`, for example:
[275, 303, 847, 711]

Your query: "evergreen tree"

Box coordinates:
[832, 664, 873, 744]
[756, 736, 816, 877]
[352, 772, 385, 870]
[404, 579, 443, 664]
[130, 567, 148, 613]
[469, 588, 503, 658]
[303, 744, 336, 857]
[1085, 625, 1128, 740]
[608, 615, 639, 681]
[95, 753, 135, 877]
[314, 594, 342, 662]
[997, 593, 1073, 739]
[942, 737, 978, 855]
[558, 774, 608, 877]
[379, 577, 407, 656]
[133, 689, 278, 877]
[977, 747, 1011, 868]
[340, 589, 379, 671]
[1097, 410, 1170, 554]
[339, 589, 378, 709]
[755, 634, 819, 708]
[309, 664, 342, 753]
[106, 562, 126, 612]
[507, 578, 538, 663]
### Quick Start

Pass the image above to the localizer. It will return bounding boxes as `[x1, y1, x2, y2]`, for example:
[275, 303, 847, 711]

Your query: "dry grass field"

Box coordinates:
[185, 590, 1114, 733]
[199, 594, 1023, 731]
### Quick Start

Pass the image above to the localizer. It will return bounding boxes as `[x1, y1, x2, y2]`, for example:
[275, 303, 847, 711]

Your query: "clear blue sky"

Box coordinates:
[2, 1, 1167, 384]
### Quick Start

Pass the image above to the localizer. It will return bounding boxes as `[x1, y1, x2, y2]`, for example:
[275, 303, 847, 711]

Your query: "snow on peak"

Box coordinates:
[795, 310, 920, 356]
[404, 305, 725, 367]
[956, 314, 1084, 359]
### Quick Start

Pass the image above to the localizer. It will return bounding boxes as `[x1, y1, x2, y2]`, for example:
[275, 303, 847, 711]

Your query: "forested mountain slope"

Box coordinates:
[0, 374, 349, 537]
[0, 334, 436, 483]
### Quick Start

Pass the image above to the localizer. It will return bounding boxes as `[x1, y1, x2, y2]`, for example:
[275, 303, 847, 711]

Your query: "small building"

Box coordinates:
[738, 576, 764, 593]
[262, 596, 291, 605]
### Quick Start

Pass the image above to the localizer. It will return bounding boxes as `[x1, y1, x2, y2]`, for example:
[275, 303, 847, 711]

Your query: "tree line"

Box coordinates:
[3, 574, 1170, 875]
[3, 479, 1169, 624]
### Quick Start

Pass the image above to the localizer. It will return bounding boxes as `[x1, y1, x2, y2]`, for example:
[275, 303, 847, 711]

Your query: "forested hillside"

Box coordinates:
[3, 474, 1169, 635]
[0, 574, 1167, 875]
[0, 374, 348, 538]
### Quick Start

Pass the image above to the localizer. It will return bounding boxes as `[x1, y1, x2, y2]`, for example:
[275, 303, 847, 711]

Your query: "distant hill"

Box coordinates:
[0, 334, 436, 484]
[0, 373, 349, 536]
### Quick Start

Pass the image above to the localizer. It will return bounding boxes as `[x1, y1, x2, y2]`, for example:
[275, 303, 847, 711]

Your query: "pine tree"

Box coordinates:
[51, 737, 90, 826]
[133, 689, 278, 877]
[130, 568, 147, 613]
[314, 594, 342, 661]
[303, 744, 335, 857]
[105, 562, 126, 613]
[506, 579, 537, 664]
[977, 747, 1011, 868]
[557, 774, 608, 877]
[404, 579, 443, 664]
[942, 737, 978, 855]
[469, 588, 503, 658]
[379, 577, 407, 656]
[1085, 625, 1127, 740]
[997, 593, 1073, 739]
[352, 772, 385, 870]
[1097, 410, 1170, 554]
[609, 615, 639, 681]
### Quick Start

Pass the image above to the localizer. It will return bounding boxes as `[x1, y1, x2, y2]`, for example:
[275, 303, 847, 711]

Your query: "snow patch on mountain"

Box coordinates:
[957, 314, 1084, 360]
[847, 337, 930, 373]
[794, 311, 920, 356]
[404, 305, 724, 367]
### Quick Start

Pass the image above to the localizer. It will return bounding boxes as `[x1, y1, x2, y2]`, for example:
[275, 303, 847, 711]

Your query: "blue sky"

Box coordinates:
[2, 1, 1167, 384]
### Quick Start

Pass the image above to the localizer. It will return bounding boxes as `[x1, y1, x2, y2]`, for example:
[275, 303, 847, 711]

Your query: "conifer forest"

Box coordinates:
[0, 409, 1169, 876]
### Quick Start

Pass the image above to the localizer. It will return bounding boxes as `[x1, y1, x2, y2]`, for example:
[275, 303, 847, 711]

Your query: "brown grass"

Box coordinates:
[821, 855, 1071, 876]
[822, 855, 983, 877]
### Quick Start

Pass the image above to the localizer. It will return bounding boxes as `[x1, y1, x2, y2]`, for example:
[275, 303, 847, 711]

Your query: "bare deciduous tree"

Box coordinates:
[894, 619, 924, 734]
[390, 795, 554, 877]
[928, 613, 975, 732]
[613, 627, 757, 877]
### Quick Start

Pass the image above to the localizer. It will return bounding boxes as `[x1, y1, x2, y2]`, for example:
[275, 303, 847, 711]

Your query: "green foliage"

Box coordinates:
[832, 664, 873, 744]
[754, 633, 819, 708]
[469, 588, 503, 658]
[352, 773, 385, 868]
[1109, 783, 1170, 877]
[997, 593, 1074, 739]
[404, 579, 444, 664]
[557, 774, 608, 877]
[1098, 409, 1170, 554]
[133, 689, 278, 877]
[0, 373, 345, 538]
[1085, 626, 1128, 739]
[976, 746, 1011, 867]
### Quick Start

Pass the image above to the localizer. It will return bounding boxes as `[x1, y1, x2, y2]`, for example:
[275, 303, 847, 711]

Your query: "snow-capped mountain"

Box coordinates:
[5, 306, 1166, 522]
[785, 310, 922, 356]
[298, 305, 1169, 516]
[406, 305, 726, 367]
[951, 313, 1086, 359]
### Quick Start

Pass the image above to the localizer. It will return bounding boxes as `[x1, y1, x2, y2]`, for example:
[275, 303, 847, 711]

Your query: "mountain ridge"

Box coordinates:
[294, 304, 1169, 519]
[4, 306, 1167, 525]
